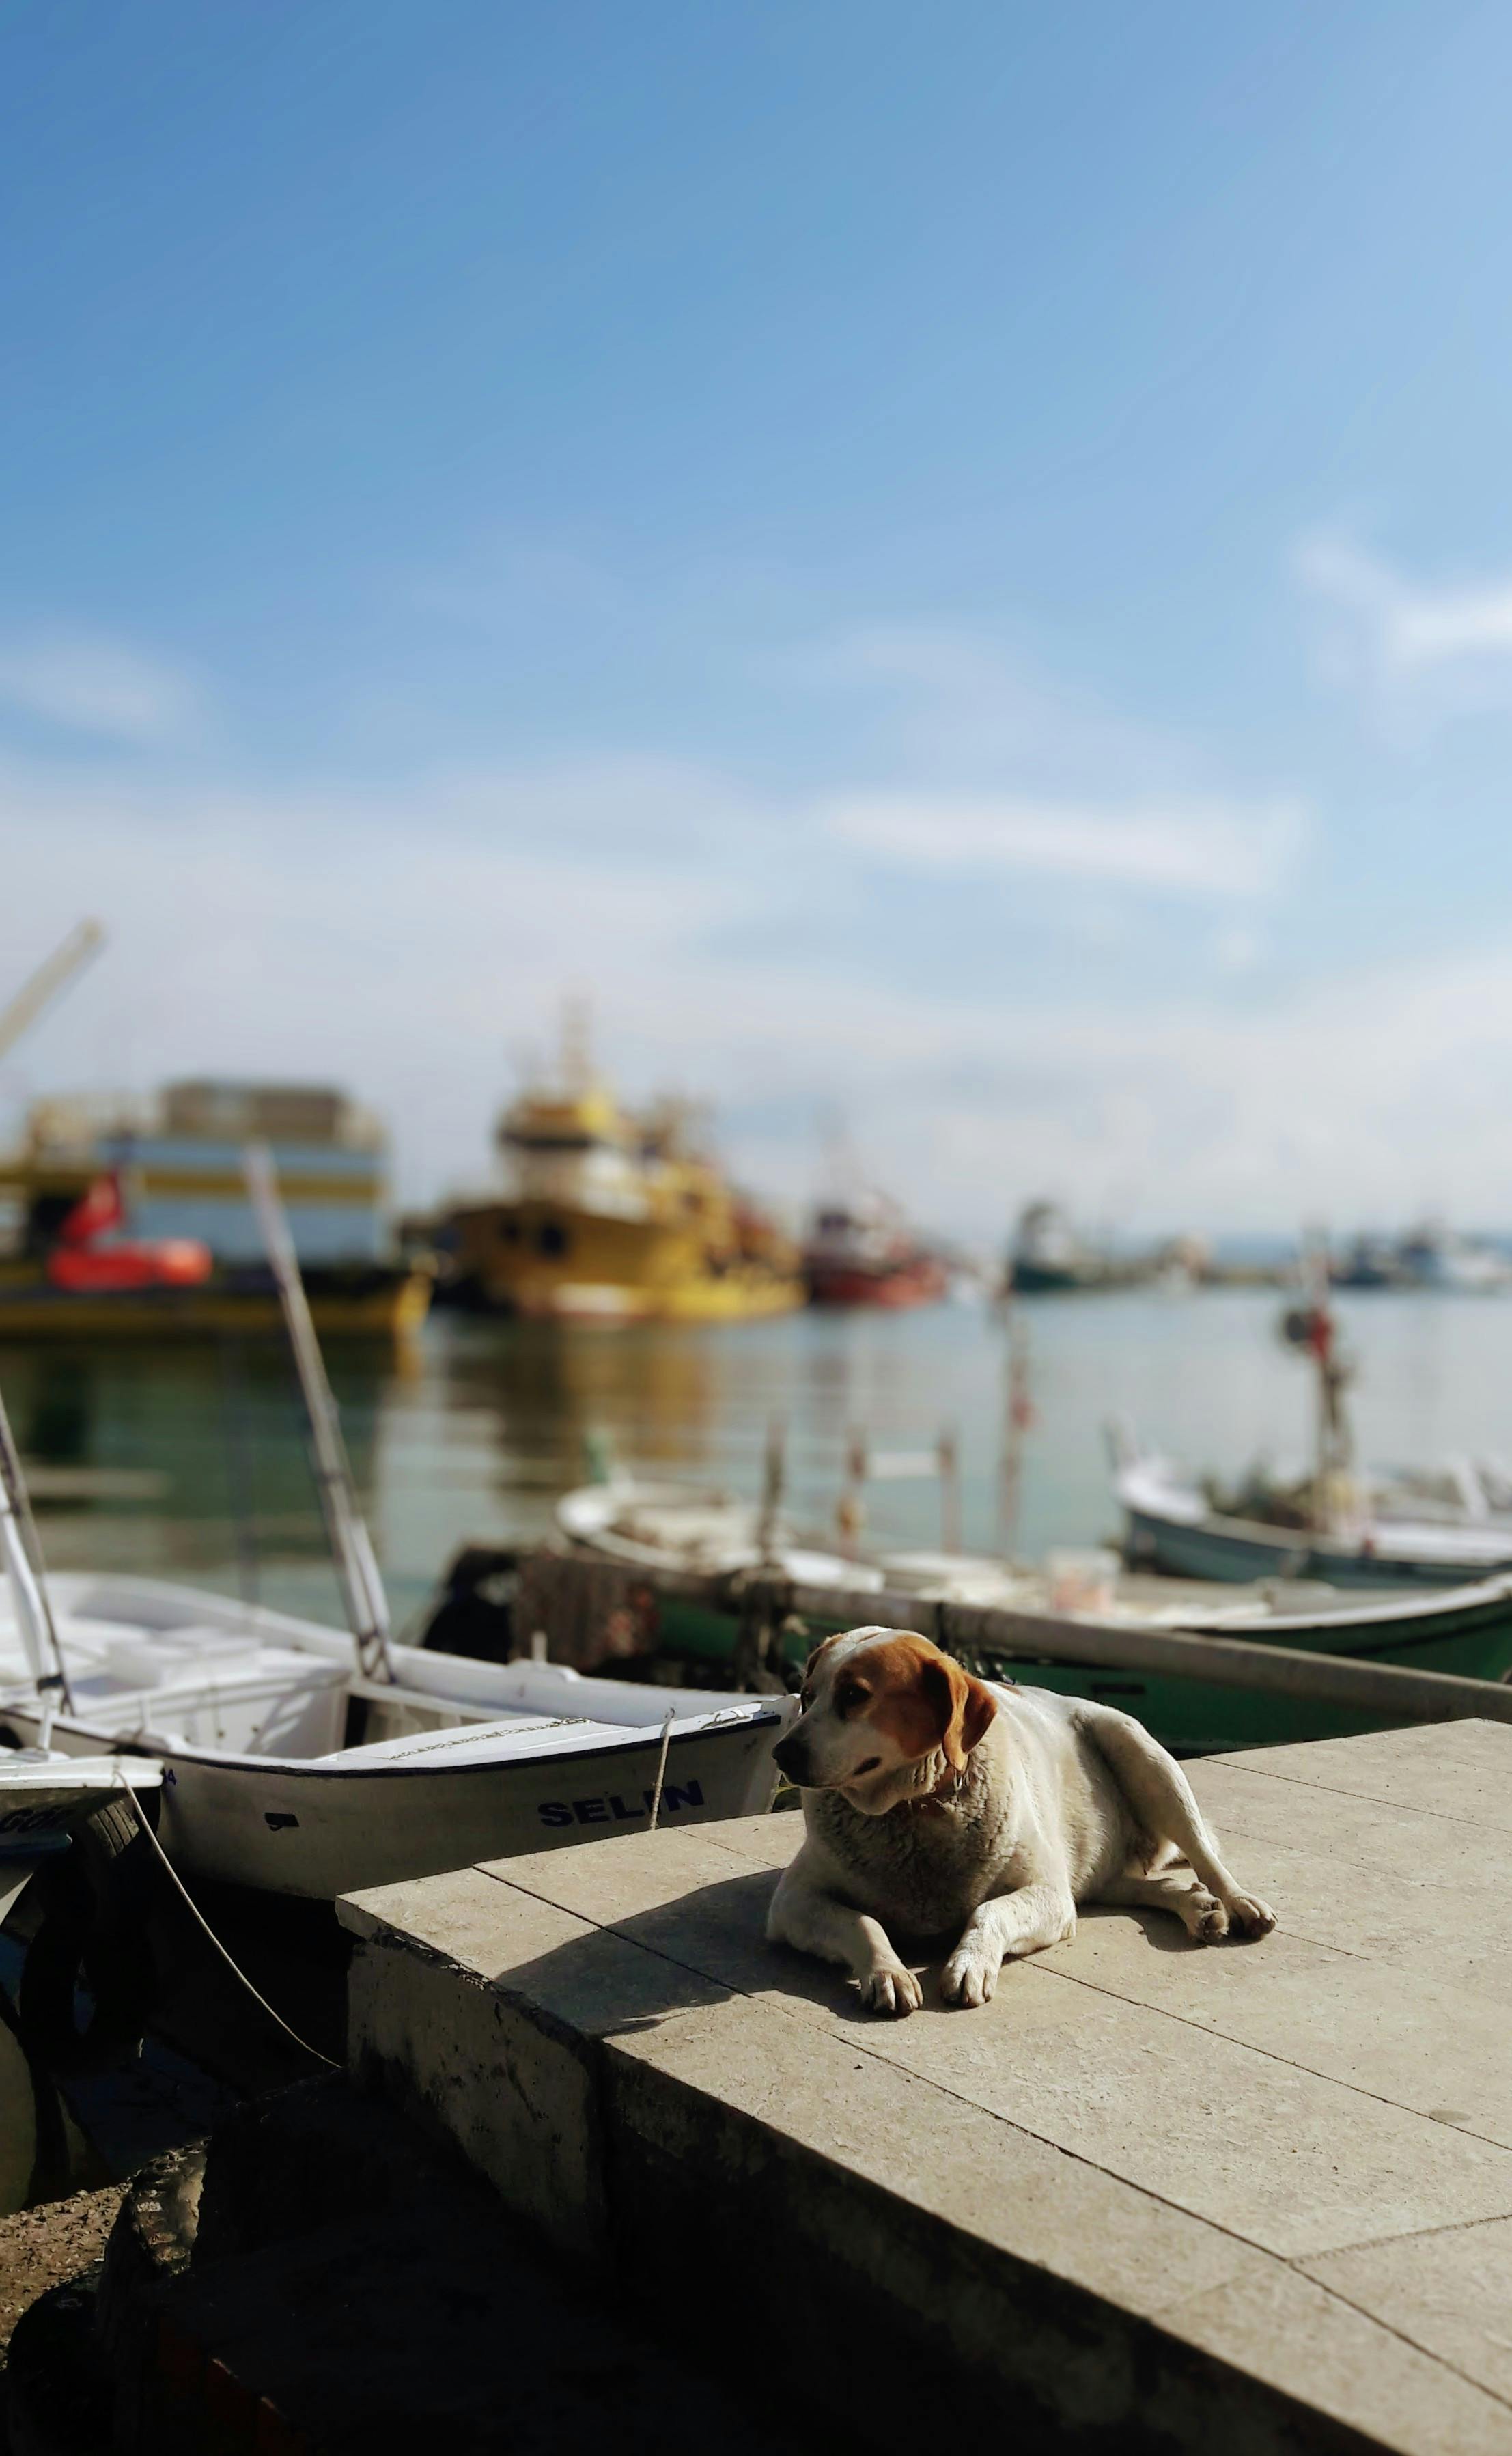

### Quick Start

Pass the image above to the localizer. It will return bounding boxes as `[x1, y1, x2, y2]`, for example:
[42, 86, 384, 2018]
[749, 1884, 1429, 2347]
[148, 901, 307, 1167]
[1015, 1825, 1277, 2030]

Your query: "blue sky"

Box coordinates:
[5, 1, 1512, 1232]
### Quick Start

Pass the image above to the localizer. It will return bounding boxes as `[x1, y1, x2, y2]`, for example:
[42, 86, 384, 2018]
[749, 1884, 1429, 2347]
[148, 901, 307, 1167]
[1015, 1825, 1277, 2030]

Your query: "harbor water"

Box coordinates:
[10, 1287, 1512, 1631]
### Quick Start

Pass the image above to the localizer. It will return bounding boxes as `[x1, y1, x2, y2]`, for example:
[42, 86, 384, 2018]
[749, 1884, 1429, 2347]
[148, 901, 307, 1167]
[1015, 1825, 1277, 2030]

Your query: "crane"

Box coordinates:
[0, 921, 106, 1066]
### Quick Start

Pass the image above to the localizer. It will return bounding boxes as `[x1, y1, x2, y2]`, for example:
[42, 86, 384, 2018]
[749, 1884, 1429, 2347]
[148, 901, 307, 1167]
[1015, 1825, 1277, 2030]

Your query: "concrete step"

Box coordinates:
[341, 1719, 1512, 2455]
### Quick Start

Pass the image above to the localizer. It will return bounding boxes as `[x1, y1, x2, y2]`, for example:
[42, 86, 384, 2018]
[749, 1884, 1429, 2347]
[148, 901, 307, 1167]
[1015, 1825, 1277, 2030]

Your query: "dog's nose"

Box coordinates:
[772, 1731, 807, 1782]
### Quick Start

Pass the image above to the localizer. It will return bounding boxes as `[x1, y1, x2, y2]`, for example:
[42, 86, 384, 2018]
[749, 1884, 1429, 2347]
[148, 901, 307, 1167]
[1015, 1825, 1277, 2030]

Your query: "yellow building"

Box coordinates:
[449, 1058, 801, 1324]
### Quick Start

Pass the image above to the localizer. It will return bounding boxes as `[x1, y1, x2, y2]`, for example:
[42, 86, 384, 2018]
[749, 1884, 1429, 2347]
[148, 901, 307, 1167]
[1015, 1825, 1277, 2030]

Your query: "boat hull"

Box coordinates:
[0, 1707, 783, 1897]
[967, 1578, 1512, 1753]
[1121, 1501, 1512, 1588]
[0, 1262, 431, 1342]
[804, 1260, 947, 1308]
[450, 1200, 802, 1324]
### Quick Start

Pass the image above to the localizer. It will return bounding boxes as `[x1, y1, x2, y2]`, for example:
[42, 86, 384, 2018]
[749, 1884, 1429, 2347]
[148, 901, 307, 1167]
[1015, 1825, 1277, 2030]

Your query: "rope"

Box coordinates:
[647, 1707, 675, 1832]
[117, 1775, 339, 2069]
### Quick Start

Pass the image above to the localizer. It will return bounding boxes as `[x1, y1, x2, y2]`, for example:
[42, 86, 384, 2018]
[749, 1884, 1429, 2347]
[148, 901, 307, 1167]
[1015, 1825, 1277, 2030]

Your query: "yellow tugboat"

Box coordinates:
[448, 1029, 802, 1323]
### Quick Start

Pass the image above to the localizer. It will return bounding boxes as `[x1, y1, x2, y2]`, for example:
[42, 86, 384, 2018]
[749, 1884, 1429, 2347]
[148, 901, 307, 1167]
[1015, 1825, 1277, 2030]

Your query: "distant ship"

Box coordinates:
[1331, 1223, 1512, 1294]
[1006, 1201, 1147, 1294]
[0, 1080, 429, 1339]
[802, 1192, 948, 1309]
[446, 1033, 802, 1324]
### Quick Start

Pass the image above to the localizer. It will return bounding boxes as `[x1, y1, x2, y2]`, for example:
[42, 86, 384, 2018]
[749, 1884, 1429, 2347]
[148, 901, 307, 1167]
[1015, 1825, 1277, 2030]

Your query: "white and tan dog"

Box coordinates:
[768, 1626, 1275, 2013]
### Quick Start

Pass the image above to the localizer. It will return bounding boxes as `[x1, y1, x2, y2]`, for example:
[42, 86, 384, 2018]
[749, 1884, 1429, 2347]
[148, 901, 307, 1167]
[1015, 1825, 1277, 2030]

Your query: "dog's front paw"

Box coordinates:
[858, 1965, 923, 2017]
[1190, 1888, 1229, 1943]
[1225, 1892, 1276, 1939]
[940, 1947, 999, 2008]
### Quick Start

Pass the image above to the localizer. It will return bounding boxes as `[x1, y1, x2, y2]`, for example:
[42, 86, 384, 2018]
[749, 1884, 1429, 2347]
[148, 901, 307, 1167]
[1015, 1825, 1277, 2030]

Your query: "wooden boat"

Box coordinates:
[0, 1748, 163, 1924]
[1114, 1451, 1512, 1589]
[0, 1572, 787, 1899]
[553, 1476, 1512, 1752]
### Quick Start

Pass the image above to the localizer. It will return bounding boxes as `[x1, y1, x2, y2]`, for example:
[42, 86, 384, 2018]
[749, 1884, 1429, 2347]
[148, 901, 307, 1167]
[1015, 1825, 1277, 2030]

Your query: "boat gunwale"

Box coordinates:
[0, 1706, 783, 1783]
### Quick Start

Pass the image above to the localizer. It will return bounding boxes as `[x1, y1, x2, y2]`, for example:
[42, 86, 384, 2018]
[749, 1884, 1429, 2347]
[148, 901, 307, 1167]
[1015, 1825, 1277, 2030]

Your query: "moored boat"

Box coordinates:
[552, 1475, 1512, 1750]
[802, 1195, 948, 1309]
[1114, 1450, 1512, 1588]
[0, 1573, 787, 1897]
[1007, 1201, 1147, 1295]
[445, 1020, 802, 1324]
[0, 1080, 428, 1341]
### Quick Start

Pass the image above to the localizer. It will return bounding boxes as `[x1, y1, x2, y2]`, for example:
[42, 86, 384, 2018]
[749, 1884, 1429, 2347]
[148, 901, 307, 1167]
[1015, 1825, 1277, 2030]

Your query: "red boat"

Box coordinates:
[802, 1199, 949, 1309]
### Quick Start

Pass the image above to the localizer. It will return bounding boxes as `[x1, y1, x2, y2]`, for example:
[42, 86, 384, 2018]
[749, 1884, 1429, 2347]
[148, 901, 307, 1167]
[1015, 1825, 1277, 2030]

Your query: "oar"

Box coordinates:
[0, 1381, 74, 1729]
[242, 1143, 396, 1684]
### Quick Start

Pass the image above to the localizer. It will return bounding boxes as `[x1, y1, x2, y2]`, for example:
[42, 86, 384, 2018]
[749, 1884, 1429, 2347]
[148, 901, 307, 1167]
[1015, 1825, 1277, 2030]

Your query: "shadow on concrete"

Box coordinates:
[494, 1862, 1228, 2043]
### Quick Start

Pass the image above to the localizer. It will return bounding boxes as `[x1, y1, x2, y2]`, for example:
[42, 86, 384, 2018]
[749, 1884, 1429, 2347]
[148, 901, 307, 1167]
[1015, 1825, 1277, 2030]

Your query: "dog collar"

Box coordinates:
[901, 1761, 968, 1815]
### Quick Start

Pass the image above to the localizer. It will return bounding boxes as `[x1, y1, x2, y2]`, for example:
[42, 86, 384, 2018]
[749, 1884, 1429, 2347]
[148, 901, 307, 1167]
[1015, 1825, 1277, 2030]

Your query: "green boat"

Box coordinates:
[555, 1481, 1512, 1755]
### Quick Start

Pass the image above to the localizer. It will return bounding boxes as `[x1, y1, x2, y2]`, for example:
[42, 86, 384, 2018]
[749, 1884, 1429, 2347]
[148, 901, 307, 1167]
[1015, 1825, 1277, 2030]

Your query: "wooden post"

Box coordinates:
[938, 1425, 962, 1554]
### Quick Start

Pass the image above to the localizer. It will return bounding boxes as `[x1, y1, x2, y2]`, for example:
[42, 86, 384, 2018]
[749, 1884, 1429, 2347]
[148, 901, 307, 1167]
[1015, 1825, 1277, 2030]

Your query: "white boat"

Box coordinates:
[0, 1748, 164, 1923]
[1115, 1451, 1512, 1589]
[557, 1477, 886, 1591]
[0, 1574, 788, 1899]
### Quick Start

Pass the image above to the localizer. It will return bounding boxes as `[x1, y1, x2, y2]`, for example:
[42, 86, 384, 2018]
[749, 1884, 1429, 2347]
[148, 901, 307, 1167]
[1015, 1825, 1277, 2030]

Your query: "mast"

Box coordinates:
[0, 1382, 74, 1718]
[242, 1143, 396, 1684]
[0, 919, 104, 1065]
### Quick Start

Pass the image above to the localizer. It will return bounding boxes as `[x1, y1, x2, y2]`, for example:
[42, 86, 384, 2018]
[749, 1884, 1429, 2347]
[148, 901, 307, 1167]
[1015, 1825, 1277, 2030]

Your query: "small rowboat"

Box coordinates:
[1115, 1452, 1512, 1589]
[0, 1574, 787, 1899]
[556, 1477, 882, 1589]
[555, 1476, 885, 1666]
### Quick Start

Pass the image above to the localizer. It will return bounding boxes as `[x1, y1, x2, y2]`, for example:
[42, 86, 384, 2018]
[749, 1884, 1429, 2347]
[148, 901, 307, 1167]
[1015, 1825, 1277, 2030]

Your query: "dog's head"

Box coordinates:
[771, 1625, 998, 1815]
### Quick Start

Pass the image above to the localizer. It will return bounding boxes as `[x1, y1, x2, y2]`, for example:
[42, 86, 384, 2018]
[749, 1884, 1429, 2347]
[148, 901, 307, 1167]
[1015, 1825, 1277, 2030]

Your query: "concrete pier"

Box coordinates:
[341, 1719, 1512, 2455]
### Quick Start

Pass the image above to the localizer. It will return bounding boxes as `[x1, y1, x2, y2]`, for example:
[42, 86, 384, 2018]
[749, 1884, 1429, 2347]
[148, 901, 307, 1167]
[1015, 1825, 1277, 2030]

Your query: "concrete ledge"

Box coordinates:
[341, 1722, 1512, 2455]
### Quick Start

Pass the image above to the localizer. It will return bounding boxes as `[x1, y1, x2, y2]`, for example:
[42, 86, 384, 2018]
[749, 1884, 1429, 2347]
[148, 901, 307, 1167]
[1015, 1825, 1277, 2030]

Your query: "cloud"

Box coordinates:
[1297, 535, 1512, 710]
[0, 631, 206, 743]
[2, 736, 1510, 1238]
[783, 622, 1194, 792]
[823, 792, 1302, 899]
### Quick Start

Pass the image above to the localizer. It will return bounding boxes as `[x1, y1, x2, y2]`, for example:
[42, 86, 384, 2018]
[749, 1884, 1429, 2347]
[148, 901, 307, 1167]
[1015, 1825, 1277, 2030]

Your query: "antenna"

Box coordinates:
[242, 1144, 395, 1684]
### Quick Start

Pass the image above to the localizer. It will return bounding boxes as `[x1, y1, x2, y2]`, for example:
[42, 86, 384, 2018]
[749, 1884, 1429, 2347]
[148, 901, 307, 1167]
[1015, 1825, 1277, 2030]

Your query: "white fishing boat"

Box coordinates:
[0, 1574, 786, 1899]
[0, 1749, 163, 1923]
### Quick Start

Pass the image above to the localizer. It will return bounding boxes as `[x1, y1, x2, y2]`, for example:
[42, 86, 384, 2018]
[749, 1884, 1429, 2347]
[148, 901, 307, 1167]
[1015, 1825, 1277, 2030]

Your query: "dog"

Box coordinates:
[768, 1625, 1276, 2013]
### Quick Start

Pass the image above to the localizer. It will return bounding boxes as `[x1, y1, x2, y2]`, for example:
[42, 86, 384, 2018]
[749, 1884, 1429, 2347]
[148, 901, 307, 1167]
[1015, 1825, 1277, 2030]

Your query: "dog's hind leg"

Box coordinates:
[1080, 1706, 1276, 1938]
[1100, 1867, 1230, 1942]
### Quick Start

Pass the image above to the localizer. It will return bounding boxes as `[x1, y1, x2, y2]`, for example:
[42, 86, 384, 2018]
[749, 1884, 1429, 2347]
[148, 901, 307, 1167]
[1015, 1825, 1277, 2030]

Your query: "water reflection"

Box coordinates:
[9, 1289, 1512, 1634]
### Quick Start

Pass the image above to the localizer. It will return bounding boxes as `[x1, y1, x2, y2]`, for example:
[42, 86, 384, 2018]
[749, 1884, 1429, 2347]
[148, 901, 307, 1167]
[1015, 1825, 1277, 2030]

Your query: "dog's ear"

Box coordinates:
[921, 1655, 998, 1772]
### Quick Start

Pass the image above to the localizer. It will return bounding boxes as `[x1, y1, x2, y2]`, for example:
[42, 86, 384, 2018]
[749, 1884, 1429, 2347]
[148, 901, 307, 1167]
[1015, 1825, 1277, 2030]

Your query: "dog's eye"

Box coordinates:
[799, 1688, 813, 1709]
[835, 1681, 867, 1715]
